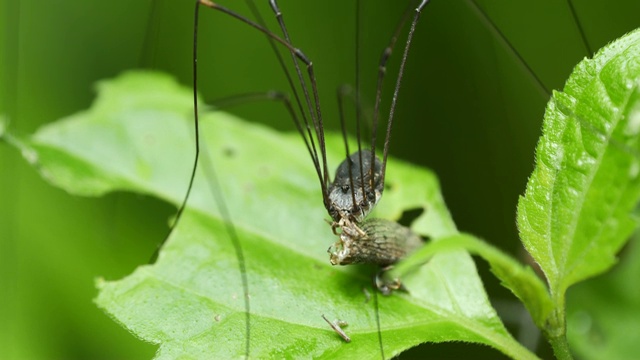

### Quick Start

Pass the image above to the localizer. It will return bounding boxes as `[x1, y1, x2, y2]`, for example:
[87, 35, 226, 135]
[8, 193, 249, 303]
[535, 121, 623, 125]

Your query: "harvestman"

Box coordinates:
[177, 0, 432, 355]
[190, 0, 430, 293]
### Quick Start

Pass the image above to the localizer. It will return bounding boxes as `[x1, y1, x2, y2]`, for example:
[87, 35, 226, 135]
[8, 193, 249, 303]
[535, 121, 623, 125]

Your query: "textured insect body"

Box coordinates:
[329, 217, 423, 266]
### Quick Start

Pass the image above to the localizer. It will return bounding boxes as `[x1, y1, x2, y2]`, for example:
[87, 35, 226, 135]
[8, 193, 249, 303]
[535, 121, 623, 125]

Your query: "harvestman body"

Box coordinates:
[319, 1, 429, 284]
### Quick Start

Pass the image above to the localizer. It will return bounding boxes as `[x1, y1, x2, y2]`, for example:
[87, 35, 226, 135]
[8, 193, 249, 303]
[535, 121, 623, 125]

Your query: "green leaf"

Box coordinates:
[5, 71, 535, 359]
[517, 28, 640, 296]
[566, 235, 640, 360]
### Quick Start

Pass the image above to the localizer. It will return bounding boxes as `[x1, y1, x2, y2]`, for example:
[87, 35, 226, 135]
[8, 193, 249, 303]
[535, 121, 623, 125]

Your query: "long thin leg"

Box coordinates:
[198, 0, 332, 208]
[565, 0, 592, 56]
[465, 0, 549, 98]
[380, 0, 430, 190]
[268, 0, 332, 201]
[244, 1, 324, 194]
[354, 0, 366, 203]
[337, 85, 358, 210]
[369, 1, 414, 198]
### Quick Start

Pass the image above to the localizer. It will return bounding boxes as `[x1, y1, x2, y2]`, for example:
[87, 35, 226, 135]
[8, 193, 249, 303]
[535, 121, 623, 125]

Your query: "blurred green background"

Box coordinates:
[1, 0, 639, 359]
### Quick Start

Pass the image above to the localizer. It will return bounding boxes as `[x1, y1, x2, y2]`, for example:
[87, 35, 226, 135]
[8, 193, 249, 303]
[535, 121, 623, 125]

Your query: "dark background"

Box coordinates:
[1, 0, 639, 358]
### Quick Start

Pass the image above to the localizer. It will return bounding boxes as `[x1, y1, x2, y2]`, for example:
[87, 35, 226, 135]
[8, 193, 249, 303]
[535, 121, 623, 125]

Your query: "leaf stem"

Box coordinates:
[545, 291, 574, 360]
[548, 331, 573, 360]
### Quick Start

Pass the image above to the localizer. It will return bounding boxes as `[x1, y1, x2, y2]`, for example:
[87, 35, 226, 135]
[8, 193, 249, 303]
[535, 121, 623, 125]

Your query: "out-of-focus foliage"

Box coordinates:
[567, 236, 640, 360]
[2, 1, 640, 359]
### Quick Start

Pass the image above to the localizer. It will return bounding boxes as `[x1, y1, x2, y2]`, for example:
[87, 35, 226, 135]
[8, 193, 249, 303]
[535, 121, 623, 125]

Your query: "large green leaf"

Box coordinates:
[5, 71, 535, 359]
[517, 29, 640, 296]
